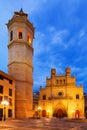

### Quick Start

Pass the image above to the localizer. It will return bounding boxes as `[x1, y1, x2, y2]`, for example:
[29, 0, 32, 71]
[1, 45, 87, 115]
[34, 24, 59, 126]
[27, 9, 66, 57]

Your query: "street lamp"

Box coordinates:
[37, 106, 41, 119]
[1, 100, 9, 121]
[47, 110, 50, 118]
[71, 110, 75, 119]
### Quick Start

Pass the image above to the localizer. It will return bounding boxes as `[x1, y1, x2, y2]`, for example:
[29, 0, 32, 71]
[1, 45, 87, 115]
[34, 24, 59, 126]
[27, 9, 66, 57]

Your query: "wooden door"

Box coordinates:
[57, 109, 63, 118]
[42, 110, 46, 117]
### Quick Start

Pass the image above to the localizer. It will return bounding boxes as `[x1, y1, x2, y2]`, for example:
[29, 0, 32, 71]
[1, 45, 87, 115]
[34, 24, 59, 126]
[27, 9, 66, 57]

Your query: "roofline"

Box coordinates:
[0, 70, 15, 81]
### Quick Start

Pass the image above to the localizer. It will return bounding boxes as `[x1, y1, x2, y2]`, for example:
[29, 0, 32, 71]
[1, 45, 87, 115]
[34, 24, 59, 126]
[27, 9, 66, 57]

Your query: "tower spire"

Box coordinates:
[20, 8, 23, 13]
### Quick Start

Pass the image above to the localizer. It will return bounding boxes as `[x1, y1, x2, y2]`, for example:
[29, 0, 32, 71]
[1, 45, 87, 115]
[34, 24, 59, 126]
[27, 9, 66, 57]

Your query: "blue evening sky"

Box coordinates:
[0, 0, 87, 92]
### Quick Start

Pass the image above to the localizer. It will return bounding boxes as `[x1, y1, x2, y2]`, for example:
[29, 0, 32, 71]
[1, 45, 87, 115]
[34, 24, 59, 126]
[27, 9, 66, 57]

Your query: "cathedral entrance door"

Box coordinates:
[75, 110, 80, 118]
[42, 110, 46, 117]
[57, 109, 63, 118]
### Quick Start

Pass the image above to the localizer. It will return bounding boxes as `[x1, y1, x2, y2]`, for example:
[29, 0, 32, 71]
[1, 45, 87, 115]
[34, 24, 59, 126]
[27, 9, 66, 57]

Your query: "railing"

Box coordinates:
[48, 96, 73, 100]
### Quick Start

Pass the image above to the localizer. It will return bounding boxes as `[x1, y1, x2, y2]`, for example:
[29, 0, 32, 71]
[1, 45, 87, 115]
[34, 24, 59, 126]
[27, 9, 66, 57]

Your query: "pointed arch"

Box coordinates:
[75, 110, 80, 118]
[53, 103, 67, 118]
[42, 110, 46, 117]
[57, 109, 63, 118]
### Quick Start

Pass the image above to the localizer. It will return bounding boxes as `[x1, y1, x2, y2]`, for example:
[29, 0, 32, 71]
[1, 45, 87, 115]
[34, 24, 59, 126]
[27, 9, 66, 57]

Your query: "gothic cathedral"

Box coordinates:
[7, 9, 34, 118]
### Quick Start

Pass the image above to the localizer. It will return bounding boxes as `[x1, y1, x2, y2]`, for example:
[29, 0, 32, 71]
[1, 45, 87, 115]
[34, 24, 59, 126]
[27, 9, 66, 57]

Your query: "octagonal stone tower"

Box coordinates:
[7, 9, 34, 118]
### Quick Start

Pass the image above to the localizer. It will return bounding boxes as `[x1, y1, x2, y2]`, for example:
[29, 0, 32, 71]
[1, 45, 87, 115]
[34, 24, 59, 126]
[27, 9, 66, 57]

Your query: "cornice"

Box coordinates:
[8, 40, 33, 53]
[8, 61, 33, 70]
[7, 17, 34, 32]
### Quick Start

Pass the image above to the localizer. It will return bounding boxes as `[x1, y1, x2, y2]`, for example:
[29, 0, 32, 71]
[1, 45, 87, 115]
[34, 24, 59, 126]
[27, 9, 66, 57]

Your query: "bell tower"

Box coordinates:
[7, 9, 34, 118]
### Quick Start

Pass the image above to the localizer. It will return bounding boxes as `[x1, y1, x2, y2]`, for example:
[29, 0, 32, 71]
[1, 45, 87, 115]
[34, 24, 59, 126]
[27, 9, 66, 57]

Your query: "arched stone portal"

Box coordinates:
[53, 104, 67, 118]
[75, 110, 80, 118]
[42, 110, 46, 117]
[57, 109, 63, 118]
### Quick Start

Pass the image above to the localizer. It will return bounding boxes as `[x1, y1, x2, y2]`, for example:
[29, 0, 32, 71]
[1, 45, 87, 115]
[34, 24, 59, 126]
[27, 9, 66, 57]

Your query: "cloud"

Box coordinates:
[0, 0, 87, 93]
[33, 32, 46, 55]
[46, 27, 70, 49]
[51, 29, 69, 46]
[79, 29, 86, 38]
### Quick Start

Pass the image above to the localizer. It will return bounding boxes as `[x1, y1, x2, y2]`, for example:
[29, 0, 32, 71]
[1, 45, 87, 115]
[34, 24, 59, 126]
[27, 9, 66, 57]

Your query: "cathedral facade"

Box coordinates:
[38, 68, 85, 118]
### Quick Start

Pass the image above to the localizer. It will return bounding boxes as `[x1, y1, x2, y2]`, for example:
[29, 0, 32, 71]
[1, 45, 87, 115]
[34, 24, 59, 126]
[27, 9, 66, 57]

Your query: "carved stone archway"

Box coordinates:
[42, 110, 46, 117]
[75, 110, 80, 118]
[53, 103, 67, 118]
[57, 109, 63, 118]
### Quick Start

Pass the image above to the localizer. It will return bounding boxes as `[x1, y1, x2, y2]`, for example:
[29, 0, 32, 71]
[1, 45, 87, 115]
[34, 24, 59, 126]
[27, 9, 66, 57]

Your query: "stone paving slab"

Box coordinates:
[0, 118, 87, 130]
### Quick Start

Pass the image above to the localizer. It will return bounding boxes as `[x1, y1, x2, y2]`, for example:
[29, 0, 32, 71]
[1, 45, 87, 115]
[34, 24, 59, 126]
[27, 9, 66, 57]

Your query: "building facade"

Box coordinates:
[0, 70, 15, 120]
[38, 68, 85, 118]
[84, 94, 87, 118]
[7, 9, 34, 118]
[33, 92, 39, 110]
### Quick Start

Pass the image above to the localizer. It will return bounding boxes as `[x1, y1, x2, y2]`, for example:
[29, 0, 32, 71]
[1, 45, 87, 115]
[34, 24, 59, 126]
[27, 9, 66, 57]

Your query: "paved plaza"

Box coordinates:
[0, 118, 87, 130]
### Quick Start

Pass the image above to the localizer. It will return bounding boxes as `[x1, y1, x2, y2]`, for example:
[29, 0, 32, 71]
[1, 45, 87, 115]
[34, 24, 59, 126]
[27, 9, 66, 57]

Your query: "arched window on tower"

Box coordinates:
[76, 94, 79, 99]
[10, 31, 13, 41]
[18, 29, 23, 39]
[27, 33, 32, 44]
[43, 95, 46, 100]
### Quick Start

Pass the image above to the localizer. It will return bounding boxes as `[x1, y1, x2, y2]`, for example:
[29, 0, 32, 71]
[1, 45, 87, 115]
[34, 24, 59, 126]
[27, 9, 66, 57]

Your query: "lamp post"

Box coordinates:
[47, 110, 50, 118]
[37, 106, 41, 119]
[71, 110, 75, 119]
[1, 100, 9, 121]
